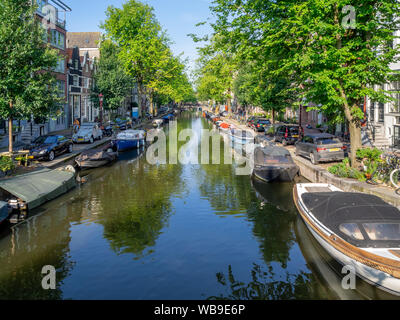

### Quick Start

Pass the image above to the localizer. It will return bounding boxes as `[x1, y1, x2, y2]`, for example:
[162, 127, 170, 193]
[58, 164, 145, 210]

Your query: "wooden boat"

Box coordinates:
[253, 146, 299, 182]
[112, 130, 146, 152]
[75, 146, 117, 170]
[294, 183, 400, 295]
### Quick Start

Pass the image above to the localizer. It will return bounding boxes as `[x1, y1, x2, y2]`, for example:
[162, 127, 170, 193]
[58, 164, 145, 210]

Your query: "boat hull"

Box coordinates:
[294, 184, 400, 296]
[253, 164, 299, 183]
[114, 139, 145, 152]
[75, 159, 113, 170]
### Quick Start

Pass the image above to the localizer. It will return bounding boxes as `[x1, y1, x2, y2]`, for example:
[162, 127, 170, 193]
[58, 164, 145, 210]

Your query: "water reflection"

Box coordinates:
[0, 112, 397, 299]
[208, 264, 326, 300]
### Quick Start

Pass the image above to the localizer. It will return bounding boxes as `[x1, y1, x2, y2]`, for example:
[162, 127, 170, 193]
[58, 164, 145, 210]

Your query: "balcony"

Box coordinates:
[35, 0, 70, 30]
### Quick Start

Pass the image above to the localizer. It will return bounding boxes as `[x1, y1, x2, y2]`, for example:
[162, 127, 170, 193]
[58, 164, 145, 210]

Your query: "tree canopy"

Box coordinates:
[0, 0, 61, 152]
[101, 0, 195, 115]
[197, 0, 400, 165]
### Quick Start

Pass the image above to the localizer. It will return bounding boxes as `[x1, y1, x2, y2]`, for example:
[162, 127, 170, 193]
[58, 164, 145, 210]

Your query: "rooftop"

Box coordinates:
[67, 32, 102, 49]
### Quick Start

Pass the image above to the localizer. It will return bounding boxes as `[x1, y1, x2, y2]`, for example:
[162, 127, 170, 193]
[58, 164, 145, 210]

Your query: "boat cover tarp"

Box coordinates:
[76, 149, 116, 162]
[254, 146, 294, 165]
[230, 129, 254, 139]
[0, 169, 76, 210]
[0, 201, 8, 221]
[116, 130, 145, 140]
[301, 191, 400, 247]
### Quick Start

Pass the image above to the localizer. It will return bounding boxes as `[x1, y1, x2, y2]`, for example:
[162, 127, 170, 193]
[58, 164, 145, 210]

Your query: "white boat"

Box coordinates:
[152, 119, 164, 128]
[294, 183, 400, 296]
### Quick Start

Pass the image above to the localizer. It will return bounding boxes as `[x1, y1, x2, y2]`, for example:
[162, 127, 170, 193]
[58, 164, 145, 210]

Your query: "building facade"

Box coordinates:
[67, 47, 83, 125]
[366, 30, 400, 149]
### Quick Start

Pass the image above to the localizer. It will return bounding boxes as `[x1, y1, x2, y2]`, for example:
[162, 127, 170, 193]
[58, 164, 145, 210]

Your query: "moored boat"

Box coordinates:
[294, 183, 400, 296]
[253, 146, 299, 182]
[0, 168, 76, 223]
[152, 119, 164, 128]
[228, 128, 254, 145]
[112, 130, 146, 152]
[75, 146, 118, 170]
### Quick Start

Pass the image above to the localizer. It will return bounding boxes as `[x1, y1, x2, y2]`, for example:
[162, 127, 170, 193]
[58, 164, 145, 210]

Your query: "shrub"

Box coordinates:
[356, 147, 382, 163]
[0, 156, 15, 173]
[328, 158, 366, 182]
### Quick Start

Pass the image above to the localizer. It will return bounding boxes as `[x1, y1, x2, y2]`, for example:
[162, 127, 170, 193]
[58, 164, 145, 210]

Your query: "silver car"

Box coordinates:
[295, 133, 345, 165]
[73, 123, 103, 144]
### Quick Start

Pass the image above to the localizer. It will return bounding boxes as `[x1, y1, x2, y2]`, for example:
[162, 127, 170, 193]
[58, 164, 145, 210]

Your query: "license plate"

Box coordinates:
[330, 148, 340, 152]
[292, 135, 299, 138]
[78, 138, 84, 142]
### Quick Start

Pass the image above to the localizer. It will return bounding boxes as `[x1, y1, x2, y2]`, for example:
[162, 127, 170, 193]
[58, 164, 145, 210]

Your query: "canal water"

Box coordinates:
[0, 112, 396, 300]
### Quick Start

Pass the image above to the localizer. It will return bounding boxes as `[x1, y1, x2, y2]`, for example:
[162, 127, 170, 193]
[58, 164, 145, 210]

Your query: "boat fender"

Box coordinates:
[58, 165, 76, 175]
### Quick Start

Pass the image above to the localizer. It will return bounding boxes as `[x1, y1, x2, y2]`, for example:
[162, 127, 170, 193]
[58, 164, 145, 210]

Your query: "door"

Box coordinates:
[304, 136, 314, 156]
[394, 126, 400, 148]
[296, 137, 306, 155]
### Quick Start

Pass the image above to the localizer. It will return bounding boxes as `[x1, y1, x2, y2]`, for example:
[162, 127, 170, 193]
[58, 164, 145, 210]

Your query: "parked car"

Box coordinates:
[114, 119, 132, 131]
[246, 116, 257, 127]
[29, 135, 73, 161]
[295, 133, 345, 165]
[274, 125, 300, 145]
[73, 123, 103, 144]
[252, 119, 271, 132]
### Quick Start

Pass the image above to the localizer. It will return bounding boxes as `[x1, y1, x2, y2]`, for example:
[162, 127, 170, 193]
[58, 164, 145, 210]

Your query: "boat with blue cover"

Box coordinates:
[112, 130, 146, 152]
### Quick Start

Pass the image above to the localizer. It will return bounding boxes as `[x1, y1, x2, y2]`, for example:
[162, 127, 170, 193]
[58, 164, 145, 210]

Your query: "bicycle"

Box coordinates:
[388, 151, 400, 192]
[366, 153, 398, 185]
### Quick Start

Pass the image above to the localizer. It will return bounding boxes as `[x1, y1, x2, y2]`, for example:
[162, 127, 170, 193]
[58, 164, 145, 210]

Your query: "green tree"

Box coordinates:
[91, 40, 132, 118]
[102, 0, 177, 117]
[0, 0, 60, 153]
[211, 0, 400, 166]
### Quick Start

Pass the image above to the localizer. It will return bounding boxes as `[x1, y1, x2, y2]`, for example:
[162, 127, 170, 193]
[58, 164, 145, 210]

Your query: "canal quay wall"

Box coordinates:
[212, 111, 400, 208]
[288, 149, 400, 208]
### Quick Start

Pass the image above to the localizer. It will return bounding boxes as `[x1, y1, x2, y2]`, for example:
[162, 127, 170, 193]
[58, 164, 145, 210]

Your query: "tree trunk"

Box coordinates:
[348, 120, 361, 167]
[8, 101, 13, 155]
[8, 117, 13, 155]
[271, 109, 275, 124]
[137, 83, 144, 119]
[227, 90, 232, 114]
[149, 94, 154, 116]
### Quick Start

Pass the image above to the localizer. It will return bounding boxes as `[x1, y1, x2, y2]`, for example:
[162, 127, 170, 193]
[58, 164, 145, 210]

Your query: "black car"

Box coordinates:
[253, 119, 271, 132]
[274, 125, 300, 145]
[29, 135, 73, 161]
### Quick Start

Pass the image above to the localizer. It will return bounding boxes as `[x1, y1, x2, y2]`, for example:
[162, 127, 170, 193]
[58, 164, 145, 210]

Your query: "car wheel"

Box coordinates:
[310, 152, 319, 165]
[48, 151, 55, 161]
[90, 136, 94, 144]
[68, 144, 73, 153]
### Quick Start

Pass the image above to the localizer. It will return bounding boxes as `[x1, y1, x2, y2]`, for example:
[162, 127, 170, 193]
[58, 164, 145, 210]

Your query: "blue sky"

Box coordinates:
[64, 0, 214, 74]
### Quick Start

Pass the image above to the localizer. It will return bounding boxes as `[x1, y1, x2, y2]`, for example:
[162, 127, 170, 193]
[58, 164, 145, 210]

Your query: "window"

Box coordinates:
[370, 102, 375, 122]
[316, 138, 341, 145]
[54, 58, 65, 73]
[378, 102, 384, 122]
[56, 80, 65, 97]
[339, 223, 364, 241]
[390, 81, 400, 113]
[50, 30, 65, 49]
[73, 75, 79, 87]
[363, 223, 400, 241]
[304, 136, 313, 144]
[36, 0, 47, 13]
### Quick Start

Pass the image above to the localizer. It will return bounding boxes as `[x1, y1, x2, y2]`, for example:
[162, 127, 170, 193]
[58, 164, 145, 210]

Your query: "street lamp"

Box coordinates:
[99, 93, 103, 126]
